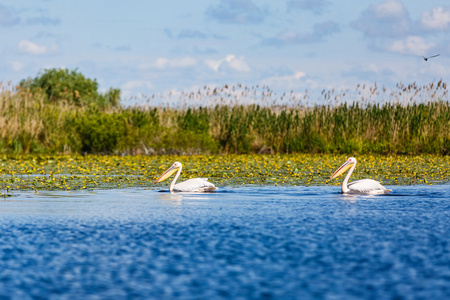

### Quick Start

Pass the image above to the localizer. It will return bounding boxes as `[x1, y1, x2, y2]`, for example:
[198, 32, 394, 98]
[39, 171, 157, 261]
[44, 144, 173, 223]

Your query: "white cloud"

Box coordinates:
[287, 0, 330, 15]
[225, 54, 250, 72]
[155, 58, 169, 69]
[10, 61, 24, 71]
[17, 40, 58, 55]
[122, 80, 154, 90]
[421, 7, 450, 30]
[425, 63, 450, 77]
[139, 57, 197, 70]
[174, 57, 197, 68]
[204, 59, 222, 72]
[262, 71, 306, 89]
[18, 40, 58, 55]
[352, 0, 410, 37]
[278, 31, 297, 42]
[156, 57, 197, 69]
[263, 21, 340, 46]
[121, 80, 154, 98]
[385, 36, 435, 55]
[204, 54, 250, 72]
[372, 0, 405, 18]
[360, 63, 381, 74]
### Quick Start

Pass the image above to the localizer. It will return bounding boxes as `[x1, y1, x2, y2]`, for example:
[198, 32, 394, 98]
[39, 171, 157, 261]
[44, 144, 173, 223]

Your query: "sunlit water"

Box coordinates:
[0, 184, 449, 299]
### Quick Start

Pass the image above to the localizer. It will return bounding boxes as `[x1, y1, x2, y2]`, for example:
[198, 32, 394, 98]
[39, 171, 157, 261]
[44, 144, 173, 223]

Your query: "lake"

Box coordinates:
[0, 184, 449, 299]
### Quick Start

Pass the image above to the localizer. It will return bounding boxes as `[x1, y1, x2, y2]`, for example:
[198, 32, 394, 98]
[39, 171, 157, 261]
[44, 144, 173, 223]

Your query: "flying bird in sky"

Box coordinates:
[422, 54, 440, 61]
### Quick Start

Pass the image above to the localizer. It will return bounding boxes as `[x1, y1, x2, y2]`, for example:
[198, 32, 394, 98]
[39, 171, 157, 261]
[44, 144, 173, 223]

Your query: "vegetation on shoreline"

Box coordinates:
[0, 154, 448, 192]
[0, 69, 448, 156]
[0, 70, 447, 192]
[1, 84, 449, 156]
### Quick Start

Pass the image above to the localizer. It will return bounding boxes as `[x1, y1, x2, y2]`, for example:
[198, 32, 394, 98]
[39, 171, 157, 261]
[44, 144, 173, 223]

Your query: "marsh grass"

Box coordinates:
[0, 81, 449, 155]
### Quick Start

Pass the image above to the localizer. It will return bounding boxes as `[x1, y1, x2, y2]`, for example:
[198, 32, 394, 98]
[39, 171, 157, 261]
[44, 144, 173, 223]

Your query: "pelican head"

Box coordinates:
[330, 157, 356, 179]
[155, 161, 182, 183]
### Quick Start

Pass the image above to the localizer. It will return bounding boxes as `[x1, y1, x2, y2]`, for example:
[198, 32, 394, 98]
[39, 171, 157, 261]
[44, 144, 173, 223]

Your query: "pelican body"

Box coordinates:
[330, 157, 391, 195]
[155, 161, 217, 192]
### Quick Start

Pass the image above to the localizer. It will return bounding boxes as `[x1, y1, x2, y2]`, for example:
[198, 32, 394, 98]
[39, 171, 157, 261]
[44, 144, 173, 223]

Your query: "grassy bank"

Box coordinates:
[0, 81, 449, 155]
[0, 154, 448, 192]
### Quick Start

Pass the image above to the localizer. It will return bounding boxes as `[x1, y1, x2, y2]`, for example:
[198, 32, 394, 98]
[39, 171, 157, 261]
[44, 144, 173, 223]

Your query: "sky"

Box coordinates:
[1, 0, 449, 105]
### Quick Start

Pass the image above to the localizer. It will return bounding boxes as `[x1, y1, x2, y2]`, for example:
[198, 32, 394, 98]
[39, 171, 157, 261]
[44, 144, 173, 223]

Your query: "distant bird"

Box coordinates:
[154, 161, 217, 192]
[330, 157, 392, 195]
[422, 54, 440, 61]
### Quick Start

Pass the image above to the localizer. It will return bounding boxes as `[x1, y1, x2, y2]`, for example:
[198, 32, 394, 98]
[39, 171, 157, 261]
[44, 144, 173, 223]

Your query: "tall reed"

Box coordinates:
[0, 81, 448, 155]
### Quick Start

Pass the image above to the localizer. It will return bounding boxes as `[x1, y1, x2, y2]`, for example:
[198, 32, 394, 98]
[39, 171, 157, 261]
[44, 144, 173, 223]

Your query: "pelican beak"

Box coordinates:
[155, 165, 180, 183]
[330, 160, 354, 179]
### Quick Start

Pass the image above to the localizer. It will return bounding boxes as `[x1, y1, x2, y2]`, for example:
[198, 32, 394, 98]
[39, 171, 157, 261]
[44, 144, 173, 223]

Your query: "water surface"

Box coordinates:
[0, 185, 449, 299]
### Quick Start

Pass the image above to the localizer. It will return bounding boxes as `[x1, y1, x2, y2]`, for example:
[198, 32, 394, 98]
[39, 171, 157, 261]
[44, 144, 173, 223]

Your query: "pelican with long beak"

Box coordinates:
[330, 157, 391, 194]
[154, 161, 217, 192]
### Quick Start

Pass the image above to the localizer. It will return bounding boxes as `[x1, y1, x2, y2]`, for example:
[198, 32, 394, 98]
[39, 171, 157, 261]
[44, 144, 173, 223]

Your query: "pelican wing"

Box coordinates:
[347, 179, 390, 194]
[173, 178, 217, 192]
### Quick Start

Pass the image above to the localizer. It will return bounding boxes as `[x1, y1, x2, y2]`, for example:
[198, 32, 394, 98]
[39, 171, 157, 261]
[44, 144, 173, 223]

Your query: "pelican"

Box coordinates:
[330, 157, 391, 195]
[154, 161, 217, 192]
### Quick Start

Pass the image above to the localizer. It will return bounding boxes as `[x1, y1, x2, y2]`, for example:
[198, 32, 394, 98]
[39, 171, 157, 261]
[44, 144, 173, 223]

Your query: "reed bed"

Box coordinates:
[0, 81, 448, 156]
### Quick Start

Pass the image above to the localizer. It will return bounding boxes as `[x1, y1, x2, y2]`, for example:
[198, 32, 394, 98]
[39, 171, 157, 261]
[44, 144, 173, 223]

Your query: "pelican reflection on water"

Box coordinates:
[330, 157, 392, 195]
[155, 161, 217, 193]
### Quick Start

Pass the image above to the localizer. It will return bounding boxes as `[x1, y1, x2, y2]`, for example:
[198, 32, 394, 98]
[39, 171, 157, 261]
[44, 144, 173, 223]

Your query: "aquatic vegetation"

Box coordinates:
[0, 78, 448, 190]
[0, 154, 447, 191]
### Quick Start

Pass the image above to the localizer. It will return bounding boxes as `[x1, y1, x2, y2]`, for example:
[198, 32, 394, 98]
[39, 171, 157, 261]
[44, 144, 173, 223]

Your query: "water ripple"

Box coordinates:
[0, 185, 449, 299]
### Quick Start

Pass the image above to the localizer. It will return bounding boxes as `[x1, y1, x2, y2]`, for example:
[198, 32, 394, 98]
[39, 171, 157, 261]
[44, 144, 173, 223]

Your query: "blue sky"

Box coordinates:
[1, 0, 449, 104]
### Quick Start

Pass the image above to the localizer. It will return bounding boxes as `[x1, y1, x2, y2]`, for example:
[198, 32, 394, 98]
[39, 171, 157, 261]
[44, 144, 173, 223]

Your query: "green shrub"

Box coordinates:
[72, 113, 126, 154]
[20, 68, 120, 108]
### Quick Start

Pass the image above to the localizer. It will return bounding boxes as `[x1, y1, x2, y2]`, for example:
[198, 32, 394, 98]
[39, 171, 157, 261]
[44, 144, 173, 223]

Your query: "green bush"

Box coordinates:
[72, 113, 126, 154]
[20, 68, 120, 108]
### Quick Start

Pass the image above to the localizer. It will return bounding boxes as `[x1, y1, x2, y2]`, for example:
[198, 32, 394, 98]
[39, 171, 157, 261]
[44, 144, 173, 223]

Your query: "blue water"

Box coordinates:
[0, 185, 449, 299]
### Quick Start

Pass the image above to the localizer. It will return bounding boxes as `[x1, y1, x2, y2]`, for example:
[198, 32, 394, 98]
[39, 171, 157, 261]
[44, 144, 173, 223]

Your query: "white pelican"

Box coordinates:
[330, 157, 391, 195]
[154, 161, 217, 192]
